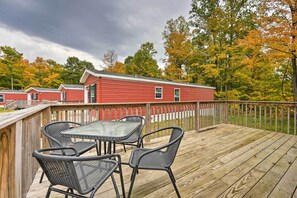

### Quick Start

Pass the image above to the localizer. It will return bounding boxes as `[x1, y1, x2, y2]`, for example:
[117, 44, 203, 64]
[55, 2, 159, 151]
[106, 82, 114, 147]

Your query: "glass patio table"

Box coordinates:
[61, 120, 141, 155]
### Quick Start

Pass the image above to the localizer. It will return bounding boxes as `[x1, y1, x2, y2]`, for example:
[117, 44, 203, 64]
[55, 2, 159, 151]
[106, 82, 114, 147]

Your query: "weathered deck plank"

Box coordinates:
[26, 124, 297, 198]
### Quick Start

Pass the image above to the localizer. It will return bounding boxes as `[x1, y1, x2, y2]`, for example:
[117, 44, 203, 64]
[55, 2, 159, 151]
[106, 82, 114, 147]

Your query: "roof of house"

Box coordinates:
[0, 90, 27, 94]
[80, 69, 216, 90]
[58, 84, 84, 91]
[25, 87, 60, 93]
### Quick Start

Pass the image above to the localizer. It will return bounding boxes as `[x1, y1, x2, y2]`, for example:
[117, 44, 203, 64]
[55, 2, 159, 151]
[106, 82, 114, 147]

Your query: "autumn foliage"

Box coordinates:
[1, 0, 297, 101]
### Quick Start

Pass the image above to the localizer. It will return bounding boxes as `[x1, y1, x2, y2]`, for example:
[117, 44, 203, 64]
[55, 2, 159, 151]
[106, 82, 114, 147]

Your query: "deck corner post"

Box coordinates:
[15, 120, 23, 198]
[41, 107, 51, 148]
[145, 103, 151, 142]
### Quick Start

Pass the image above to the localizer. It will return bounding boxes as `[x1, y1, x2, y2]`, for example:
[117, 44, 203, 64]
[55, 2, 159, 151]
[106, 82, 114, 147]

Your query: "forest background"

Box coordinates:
[1, 0, 297, 102]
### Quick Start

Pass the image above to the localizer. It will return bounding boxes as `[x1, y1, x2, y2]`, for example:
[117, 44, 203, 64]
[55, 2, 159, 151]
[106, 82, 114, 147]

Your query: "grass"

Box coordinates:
[0, 107, 14, 113]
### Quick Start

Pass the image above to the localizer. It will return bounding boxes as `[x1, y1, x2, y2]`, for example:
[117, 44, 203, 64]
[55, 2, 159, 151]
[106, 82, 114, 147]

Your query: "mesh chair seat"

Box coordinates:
[75, 159, 118, 194]
[116, 116, 146, 152]
[39, 121, 98, 183]
[33, 148, 126, 198]
[129, 148, 170, 169]
[127, 127, 184, 198]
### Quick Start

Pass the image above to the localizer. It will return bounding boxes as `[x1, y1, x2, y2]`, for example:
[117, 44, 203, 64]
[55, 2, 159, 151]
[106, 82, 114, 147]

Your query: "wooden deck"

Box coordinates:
[26, 124, 297, 198]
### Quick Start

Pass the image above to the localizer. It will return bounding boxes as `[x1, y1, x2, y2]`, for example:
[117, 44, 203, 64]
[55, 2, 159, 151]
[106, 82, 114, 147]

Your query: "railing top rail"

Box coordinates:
[198, 100, 297, 105]
[224, 100, 297, 105]
[50, 101, 200, 109]
[0, 104, 50, 129]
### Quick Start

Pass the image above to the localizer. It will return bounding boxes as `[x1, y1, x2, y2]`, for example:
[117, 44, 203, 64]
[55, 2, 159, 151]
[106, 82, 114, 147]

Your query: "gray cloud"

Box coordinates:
[0, 0, 191, 65]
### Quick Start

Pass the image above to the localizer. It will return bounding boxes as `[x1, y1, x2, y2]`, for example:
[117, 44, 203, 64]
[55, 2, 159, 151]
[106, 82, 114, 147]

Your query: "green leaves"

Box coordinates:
[61, 56, 94, 84]
[125, 42, 160, 78]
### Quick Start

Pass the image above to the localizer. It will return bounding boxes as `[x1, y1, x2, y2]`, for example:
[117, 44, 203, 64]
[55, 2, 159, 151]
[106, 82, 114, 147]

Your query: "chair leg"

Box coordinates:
[45, 186, 52, 198]
[104, 141, 107, 154]
[39, 171, 45, 183]
[95, 141, 100, 156]
[118, 163, 126, 198]
[111, 174, 120, 198]
[65, 188, 73, 198]
[166, 168, 181, 198]
[123, 143, 127, 152]
[128, 168, 137, 198]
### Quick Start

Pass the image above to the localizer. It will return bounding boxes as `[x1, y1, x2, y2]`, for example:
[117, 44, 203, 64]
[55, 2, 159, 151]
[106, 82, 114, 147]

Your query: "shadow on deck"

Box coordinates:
[26, 124, 297, 198]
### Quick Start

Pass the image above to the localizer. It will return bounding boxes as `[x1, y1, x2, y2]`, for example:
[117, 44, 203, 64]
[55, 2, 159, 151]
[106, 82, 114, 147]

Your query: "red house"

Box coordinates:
[80, 69, 215, 104]
[25, 87, 60, 102]
[0, 90, 27, 107]
[58, 84, 84, 103]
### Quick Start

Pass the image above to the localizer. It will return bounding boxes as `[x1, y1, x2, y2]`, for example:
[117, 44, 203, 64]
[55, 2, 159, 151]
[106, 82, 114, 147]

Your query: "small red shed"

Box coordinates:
[25, 87, 60, 102]
[80, 69, 215, 104]
[0, 90, 27, 107]
[58, 84, 84, 103]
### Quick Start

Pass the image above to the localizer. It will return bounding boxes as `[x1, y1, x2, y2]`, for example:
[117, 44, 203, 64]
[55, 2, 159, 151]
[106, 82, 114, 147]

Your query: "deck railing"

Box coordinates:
[0, 100, 296, 197]
[227, 101, 297, 135]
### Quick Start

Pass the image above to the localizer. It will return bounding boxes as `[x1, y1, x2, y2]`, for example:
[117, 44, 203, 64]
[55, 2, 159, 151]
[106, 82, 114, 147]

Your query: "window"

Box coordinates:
[88, 84, 97, 103]
[174, 88, 180, 101]
[31, 93, 38, 100]
[0, 94, 4, 102]
[155, 87, 163, 99]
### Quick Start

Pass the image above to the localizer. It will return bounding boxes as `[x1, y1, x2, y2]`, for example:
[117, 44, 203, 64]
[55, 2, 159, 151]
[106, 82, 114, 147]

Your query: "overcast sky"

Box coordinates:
[0, 0, 191, 69]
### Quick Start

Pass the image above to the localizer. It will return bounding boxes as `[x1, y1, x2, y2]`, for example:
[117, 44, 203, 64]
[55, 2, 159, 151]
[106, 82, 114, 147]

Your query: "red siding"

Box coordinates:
[0, 92, 27, 105]
[27, 90, 60, 102]
[99, 78, 214, 102]
[84, 76, 214, 103]
[61, 87, 84, 102]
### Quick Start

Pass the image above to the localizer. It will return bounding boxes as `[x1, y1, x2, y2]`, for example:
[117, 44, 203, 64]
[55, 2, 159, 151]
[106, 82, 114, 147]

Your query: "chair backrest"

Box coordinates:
[119, 116, 146, 139]
[164, 127, 184, 167]
[33, 150, 81, 191]
[43, 121, 81, 147]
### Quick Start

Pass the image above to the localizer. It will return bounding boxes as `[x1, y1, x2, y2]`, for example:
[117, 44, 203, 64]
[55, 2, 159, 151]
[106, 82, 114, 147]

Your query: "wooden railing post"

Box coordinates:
[224, 101, 228, 124]
[195, 102, 200, 132]
[145, 103, 151, 142]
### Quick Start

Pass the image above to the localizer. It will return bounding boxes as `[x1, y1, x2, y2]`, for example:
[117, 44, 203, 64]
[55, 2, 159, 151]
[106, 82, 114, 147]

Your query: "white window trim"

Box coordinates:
[0, 94, 5, 102]
[174, 88, 180, 101]
[155, 86, 163, 99]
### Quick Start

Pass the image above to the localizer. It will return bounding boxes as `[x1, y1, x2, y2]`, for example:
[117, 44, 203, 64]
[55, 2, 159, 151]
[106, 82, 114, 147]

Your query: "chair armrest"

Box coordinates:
[72, 153, 122, 164]
[140, 127, 176, 146]
[141, 127, 172, 141]
[35, 147, 79, 156]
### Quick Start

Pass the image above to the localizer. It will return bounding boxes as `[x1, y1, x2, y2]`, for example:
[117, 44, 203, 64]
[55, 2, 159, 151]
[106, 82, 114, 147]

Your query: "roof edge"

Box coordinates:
[81, 69, 215, 90]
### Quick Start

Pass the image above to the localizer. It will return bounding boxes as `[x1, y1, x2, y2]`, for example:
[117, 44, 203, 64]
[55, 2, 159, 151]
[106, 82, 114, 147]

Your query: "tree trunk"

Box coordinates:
[292, 55, 297, 101]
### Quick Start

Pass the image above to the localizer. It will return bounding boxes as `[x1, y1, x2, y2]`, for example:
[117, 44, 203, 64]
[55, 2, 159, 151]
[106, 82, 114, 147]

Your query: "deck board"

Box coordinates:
[26, 124, 297, 198]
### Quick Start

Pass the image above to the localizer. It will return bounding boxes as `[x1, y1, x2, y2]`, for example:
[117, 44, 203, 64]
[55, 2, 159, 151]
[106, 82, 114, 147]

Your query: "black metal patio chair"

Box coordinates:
[127, 126, 184, 198]
[33, 147, 125, 198]
[39, 121, 98, 183]
[116, 116, 146, 152]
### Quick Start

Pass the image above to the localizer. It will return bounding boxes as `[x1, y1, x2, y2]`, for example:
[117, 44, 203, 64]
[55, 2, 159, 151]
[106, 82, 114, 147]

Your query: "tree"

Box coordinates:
[61, 56, 94, 84]
[253, 0, 297, 101]
[101, 49, 126, 74]
[163, 16, 193, 81]
[189, 0, 257, 98]
[0, 46, 25, 89]
[102, 49, 117, 68]
[125, 42, 161, 78]
[25, 57, 63, 88]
